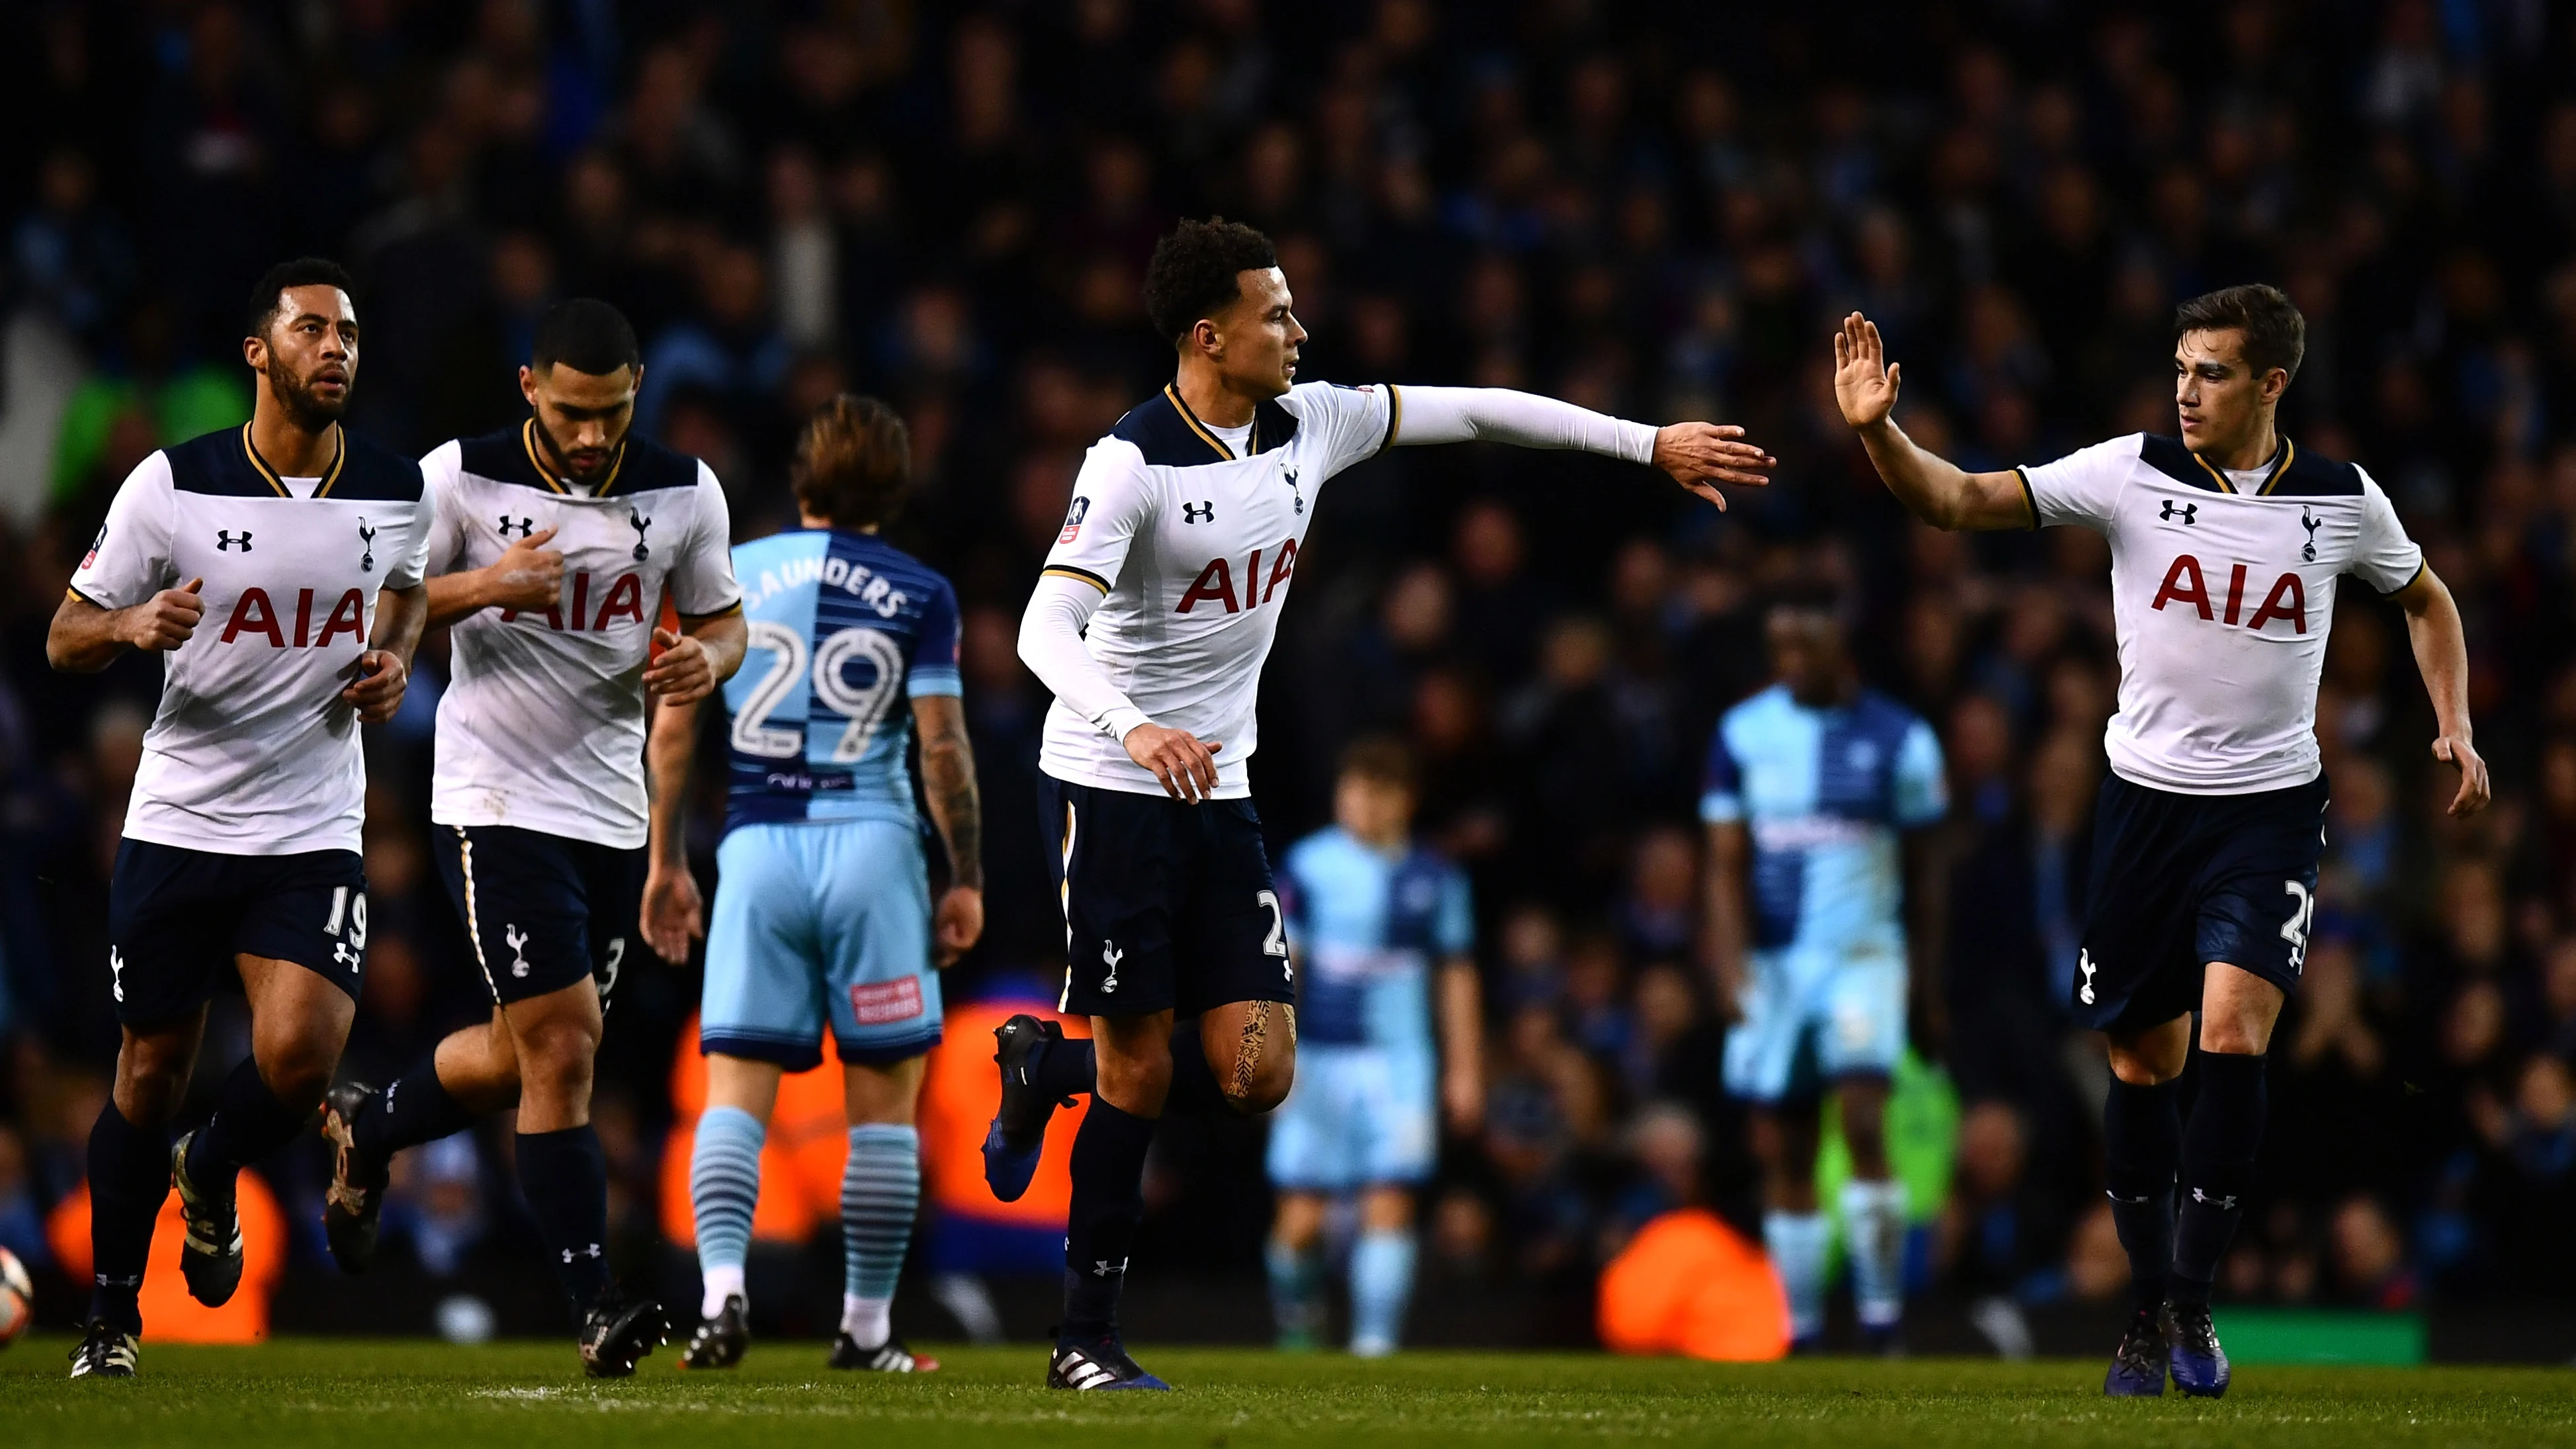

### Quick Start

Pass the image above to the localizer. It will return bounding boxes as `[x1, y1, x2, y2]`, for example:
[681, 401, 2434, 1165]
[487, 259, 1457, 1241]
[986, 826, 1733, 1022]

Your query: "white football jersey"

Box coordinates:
[68, 425, 433, 854]
[1038, 381, 1400, 797]
[2020, 433, 2423, 794]
[424, 422, 743, 848]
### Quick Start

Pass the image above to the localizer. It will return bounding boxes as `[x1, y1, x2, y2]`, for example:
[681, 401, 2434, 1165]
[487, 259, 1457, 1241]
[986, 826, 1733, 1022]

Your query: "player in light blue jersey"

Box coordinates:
[1701, 586, 1946, 1352]
[641, 396, 983, 1374]
[1265, 738, 1481, 1356]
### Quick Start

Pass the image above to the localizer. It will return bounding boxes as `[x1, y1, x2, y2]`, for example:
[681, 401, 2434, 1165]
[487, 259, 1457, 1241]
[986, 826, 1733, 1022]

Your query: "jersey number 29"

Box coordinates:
[732, 620, 906, 762]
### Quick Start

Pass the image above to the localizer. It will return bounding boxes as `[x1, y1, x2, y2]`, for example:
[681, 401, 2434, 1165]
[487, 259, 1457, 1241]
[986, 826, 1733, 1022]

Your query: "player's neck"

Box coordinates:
[1172, 365, 1259, 429]
[247, 404, 340, 478]
[797, 511, 878, 533]
[2200, 417, 2280, 474]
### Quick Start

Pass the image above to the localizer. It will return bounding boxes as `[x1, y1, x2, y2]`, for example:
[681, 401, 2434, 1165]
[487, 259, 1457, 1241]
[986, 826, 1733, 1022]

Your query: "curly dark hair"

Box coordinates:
[793, 394, 912, 529]
[245, 257, 353, 338]
[1142, 218, 1278, 347]
[2173, 283, 2305, 382]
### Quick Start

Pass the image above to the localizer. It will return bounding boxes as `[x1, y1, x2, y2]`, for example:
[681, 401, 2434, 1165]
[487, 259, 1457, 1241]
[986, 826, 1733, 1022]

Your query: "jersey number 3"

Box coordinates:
[732, 620, 906, 762]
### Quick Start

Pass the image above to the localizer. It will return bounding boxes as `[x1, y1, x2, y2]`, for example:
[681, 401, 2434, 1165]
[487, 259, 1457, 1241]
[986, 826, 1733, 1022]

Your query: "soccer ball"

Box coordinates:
[0, 1246, 31, 1348]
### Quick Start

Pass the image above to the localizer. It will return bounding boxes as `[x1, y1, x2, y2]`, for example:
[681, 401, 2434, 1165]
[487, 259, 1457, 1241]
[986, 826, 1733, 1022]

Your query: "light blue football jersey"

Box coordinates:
[1699, 685, 1946, 957]
[720, 528, 960, 834]
[1279, 827, 1474, 1051]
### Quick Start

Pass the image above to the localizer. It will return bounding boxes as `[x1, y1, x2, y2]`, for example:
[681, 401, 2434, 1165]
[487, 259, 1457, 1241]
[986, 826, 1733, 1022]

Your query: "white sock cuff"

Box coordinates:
[841, 1293, 892, 1346]
[701, 1264, 746, 1321]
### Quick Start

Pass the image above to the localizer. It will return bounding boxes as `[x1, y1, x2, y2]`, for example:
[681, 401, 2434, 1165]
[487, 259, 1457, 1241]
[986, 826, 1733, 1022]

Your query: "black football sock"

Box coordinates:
[2172, 1051, 2266, 1309]
[357, 1055, 481, 1159]
[1034, 1033, 1097, 1102]
[1164, 1022, 1230, 1117]
[515, 1125, 614, 1319]
[2101, 1075, 2182, 1316]
[87, 1102, 171, 1337]
[185, 1057, 311, 1196]
[1061, 1098, 1156, 1344]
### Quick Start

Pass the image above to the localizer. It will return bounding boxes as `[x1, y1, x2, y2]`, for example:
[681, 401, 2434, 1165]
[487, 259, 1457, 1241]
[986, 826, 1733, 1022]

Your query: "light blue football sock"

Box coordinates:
[1349, 1229, 1418, 1356]
[1266, 1236, 1325, 1347]
[1764, 1209, 1832, 1343]
[1840, 1176, 1909, 1330]
[689, 1106, 765, 1319]
[840, 1124, 921, 1347]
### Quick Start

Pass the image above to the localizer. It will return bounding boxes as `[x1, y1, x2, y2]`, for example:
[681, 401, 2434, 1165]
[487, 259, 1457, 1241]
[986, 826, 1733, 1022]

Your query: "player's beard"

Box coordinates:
[273, 361, 351, 431]
[534, 415, 624, 486]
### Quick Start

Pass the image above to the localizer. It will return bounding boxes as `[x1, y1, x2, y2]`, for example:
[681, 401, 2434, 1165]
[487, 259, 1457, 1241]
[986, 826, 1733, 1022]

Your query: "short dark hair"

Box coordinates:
[247, 257, 354, 337]
[1338, 735, 1418, 794]
[1142, 218, 1278, 347]
[2173, 283, 2305, 382]
[793, 394, 912, 529]
[532, 298, 641, 375]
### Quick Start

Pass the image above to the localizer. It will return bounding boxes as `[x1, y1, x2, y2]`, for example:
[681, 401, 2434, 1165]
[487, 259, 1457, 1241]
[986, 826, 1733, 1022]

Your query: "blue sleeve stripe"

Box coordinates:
[906, 666, 963, 698]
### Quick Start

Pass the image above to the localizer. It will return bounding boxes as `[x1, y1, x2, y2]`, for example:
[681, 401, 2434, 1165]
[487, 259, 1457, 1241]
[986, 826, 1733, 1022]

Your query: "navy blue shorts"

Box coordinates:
[1044, 778, 1295, 1019]
[435, 824, 644, 1008]
[107, 840, 369, 1028]
[2071, 772, 2327, 1034]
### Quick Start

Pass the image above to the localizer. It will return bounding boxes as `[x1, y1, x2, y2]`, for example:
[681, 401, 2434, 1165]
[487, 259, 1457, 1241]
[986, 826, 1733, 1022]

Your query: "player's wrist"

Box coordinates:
[1101, 705, 1151, 742]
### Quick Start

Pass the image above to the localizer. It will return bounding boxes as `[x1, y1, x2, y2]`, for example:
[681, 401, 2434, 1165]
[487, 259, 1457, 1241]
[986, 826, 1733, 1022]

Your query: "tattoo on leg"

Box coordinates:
[1232, 1005, 1269, 1104]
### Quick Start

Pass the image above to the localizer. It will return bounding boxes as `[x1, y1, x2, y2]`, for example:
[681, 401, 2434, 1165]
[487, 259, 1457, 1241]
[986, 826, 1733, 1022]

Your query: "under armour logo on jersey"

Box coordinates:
[498, 515, 535, 538]
[1092, 1256, 1128, 1278]
[217, 530, 252, 551]
[505, 923, 532, 977]
[1281, 462, 1304, 515]
[2301, 506, 2321, 561]
[2159, 500, 2197, 525]
[2191, 1187, 2240, 1211]
[108, 947, 124, 1003]
[1100, 940, 1123, 994]
[357, 517, 376, 572]
[562, 1243, 603, 1263]
[2077, 949, 2098, 1005]
[1182, 501, 1216, 524]
[628, 507, 652, 560]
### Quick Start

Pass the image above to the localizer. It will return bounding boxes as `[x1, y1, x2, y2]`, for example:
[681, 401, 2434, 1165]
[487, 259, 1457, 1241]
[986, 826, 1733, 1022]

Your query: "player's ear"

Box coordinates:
[519, 364, 540, 407]
[243, 333, 267, 373]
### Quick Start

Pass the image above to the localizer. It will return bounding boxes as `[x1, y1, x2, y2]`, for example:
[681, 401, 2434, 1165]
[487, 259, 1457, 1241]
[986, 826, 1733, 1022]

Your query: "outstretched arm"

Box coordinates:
[1392, 386, 1773, 508]
[1832, 313, 2033, 531]
[2392, 566, 2490, 817]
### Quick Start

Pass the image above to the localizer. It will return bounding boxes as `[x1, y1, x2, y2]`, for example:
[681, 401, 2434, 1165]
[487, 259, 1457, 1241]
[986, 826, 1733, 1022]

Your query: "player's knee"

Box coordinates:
[2106, 1049, 2182, 1086]
[112, 1045, 192, 1123]
[515, 1021, 599, 1100]
[2197, 1018, 2270, 1057]
[1221, 1046, 1293, 1114]
[1094, 1041, 1173, 1112]
[254, 1041, 339, 1114]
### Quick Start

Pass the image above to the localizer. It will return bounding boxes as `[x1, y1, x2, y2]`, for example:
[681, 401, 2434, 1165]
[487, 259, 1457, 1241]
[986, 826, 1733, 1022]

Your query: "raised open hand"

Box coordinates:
[1832, 312, 1903, 430]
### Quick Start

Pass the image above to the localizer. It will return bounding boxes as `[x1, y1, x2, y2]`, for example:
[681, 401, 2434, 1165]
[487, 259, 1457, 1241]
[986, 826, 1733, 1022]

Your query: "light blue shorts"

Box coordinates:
[702, 819, 941, 1071]
[1722, 943, 1906, 1104]
[1266, 1043, 1436, 1191]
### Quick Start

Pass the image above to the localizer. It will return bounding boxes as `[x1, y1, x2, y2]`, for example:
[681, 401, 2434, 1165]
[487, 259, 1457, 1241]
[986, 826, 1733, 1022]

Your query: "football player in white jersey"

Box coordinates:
[1832, 286, 2488, 1398]
[49, 259, 433, 1378]
[319, 300, 747, 1377]
[986, 219, 1774, 1391]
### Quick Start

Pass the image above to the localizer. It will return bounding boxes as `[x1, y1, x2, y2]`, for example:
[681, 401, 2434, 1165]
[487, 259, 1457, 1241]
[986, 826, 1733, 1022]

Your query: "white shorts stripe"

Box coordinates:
[455, 826, 500, 1004]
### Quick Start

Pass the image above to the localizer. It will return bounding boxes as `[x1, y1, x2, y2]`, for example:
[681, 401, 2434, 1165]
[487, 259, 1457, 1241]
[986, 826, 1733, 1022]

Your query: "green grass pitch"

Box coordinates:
[5, 1337, 2575, 1447]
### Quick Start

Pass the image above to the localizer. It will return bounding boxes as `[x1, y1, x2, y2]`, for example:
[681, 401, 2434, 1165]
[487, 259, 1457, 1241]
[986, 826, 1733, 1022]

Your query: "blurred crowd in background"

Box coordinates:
[5, 0, 2576, 1340]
